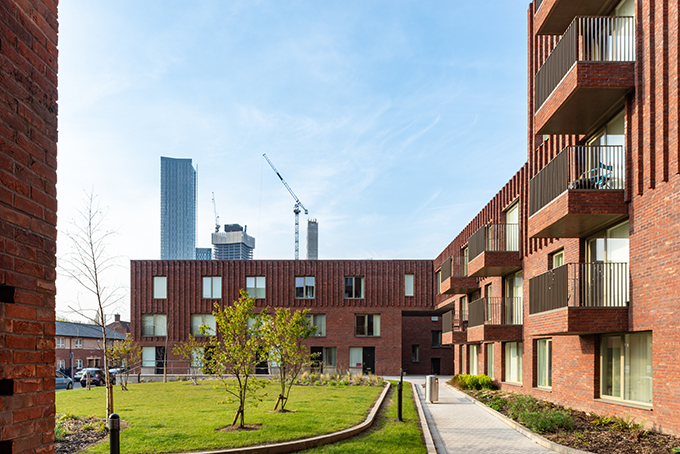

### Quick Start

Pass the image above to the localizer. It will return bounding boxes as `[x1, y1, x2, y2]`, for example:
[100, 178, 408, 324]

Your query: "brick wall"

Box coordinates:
[401, 315, 453, 375]
[0, 0, 59, 453]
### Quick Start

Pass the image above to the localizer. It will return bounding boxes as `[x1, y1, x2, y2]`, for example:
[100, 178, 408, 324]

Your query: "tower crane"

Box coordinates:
[262, 153, 308, 260]
[212, 192, 220, 233]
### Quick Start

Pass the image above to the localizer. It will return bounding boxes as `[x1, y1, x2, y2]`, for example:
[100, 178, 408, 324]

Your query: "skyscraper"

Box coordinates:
[212, 224, 255, 260]
[306, 219, 318, 260]
[160, 157, 196, 260]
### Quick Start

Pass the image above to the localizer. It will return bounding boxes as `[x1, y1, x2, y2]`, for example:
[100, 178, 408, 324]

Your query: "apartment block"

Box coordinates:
[55, 322, 126, 378]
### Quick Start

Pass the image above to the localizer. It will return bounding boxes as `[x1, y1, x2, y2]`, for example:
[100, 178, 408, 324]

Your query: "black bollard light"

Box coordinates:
[397, 368, 403, 421]
[108, 413, 120, 454]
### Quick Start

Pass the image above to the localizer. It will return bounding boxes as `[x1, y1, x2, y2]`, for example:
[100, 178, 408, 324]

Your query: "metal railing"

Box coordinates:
[440, 256, 469, 280]
[529, 145, 625, 216]
[535, 0, 544, 13]
[468, 297, 523, 327]
[469, 223, 520, 261]
[443, 310, 453, 334]
[529, 262, 629, 314]
[535, 16, 635, 111]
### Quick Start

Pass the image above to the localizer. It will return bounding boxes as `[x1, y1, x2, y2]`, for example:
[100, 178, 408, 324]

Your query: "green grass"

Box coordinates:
[56, 379, 383, 454]
[299, 381, 426, 454]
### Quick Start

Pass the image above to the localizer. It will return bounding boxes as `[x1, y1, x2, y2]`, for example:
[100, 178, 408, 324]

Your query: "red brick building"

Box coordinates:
[130, 260, 453, 376]
[0, 0, 59, 453]
[55, 321, 126, 378]
[436, 0, 680, 436]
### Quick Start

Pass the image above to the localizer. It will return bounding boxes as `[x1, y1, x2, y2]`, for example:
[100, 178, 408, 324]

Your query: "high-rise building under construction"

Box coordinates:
[212, 224, 255, 260]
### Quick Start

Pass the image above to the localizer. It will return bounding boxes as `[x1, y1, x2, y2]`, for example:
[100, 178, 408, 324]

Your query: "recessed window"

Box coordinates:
[306, 314, 326, 336]
[295, 277, 315, 299]
[487, 343, 495, 379]
[202, 276, 222, 299]
[153, 276, 167, 299]
[431, 330, 442, 347]
[405, 274, 414, 297]
[601, 332, 652, 404]
[412, 345, 419, 362]
[75, 359, 83, 369]
[461, 296, 468, 321]
[142, 314, 167, 337]
[56, 338, 65, 349]
[142, 347, 155, 367]
[355, 314, 380, 336]
[323, 347, 337, 367]
[551, 251, 564, 269]
[246, 276, 266, 299]
[74, 338, 83, 349]
[57, 360, 65, 370]
[344, 277, 364, 299]
[349, 347, 363, 368]
[504, 341, 523, 384]
[469, 344, 479, 375]
[431, 316, 439, 322]
[436, 270, 441, 294]
[537, 339, 552, 388]
[191, 314, 216, 336]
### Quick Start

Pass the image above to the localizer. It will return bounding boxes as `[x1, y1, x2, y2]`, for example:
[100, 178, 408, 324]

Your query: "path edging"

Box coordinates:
[445, 383, 593, 454]
[410, 382, 437, 454]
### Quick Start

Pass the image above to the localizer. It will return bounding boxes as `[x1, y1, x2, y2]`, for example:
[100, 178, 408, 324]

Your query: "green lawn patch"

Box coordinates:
[56, 380, 383, 454]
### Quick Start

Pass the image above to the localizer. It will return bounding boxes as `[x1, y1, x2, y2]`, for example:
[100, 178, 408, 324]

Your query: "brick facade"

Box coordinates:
[0, 0, 59, 453]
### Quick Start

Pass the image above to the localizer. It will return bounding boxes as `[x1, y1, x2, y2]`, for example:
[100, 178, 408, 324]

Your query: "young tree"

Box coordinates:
[107, 334, 141, 390]
[172, 333, 206, 385]
[261, 308, 316, 411]
[203, 290, 267, 428]
[60, 191, 123, 416]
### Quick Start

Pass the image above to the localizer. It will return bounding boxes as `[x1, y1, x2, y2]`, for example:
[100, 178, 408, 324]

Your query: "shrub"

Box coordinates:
[506, 394, 573, 434]
[450, 374, 497, 390]
[54, 420, 69, 441]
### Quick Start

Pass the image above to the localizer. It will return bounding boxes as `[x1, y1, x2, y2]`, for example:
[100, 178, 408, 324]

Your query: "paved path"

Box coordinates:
[406, 376, 554, 454]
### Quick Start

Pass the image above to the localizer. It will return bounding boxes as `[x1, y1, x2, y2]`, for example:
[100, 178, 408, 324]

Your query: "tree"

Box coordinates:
[107, 334, 141, 390]
[60, 191, 123, 416]
[172, 333, 206, 385]
[203, 290, 267, 428]
[261, 308, 316, 411]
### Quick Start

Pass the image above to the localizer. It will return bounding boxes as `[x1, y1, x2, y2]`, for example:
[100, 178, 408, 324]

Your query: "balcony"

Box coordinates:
[528, 262, 629, 335]
[467, 224, 522, 278]
[529, 145, 628, 238]
[439, 256, 479, 295]
[467, 297, 523, 342]
[442, 310, 467, 345]
[535, 0, 622, 35]
[535, 16, 635, 135]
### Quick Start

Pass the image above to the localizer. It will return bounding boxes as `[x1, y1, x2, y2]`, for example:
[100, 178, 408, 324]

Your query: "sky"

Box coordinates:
[56, 1, 531, 322]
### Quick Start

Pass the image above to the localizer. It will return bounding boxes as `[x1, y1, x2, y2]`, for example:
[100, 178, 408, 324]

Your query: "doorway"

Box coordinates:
[362, 347, 375, 374]
[431, 358, 441, 375]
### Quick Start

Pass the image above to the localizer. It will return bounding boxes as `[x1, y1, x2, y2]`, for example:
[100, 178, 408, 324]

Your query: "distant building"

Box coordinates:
[106, 314, 131, 336]
[160, 156, 196, 260]
[196, 248, 213, 260]
[212, 224, 255, 260]
[307, 219, 318, 260]
[55, 321, 126, 377]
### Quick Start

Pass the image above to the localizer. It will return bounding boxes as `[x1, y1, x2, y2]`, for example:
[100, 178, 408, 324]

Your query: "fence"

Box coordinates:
[469, 224, 520, 261]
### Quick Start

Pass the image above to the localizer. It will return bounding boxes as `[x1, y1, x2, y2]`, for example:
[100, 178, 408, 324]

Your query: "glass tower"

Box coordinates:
[160, 157, 196, 260]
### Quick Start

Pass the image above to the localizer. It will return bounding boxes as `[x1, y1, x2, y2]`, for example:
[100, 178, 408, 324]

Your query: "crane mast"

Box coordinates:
[262, 153, 308, 260]
[212, 192, 220, 233]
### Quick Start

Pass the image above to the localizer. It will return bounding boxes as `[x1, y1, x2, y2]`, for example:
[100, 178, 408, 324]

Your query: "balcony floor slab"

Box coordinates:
[468, 251, 522, 278]
[527, 306, 629, 336]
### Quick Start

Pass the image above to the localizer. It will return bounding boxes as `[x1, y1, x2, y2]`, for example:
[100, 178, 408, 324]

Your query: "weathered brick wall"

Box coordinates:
[0, 0, 59, 453]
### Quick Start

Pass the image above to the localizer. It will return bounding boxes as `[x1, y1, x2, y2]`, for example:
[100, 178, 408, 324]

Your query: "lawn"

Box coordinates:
[56, 380, 383, 454]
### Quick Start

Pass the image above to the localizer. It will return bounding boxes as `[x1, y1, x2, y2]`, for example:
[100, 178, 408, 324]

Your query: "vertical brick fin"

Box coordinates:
[0, 379, 13, 396]
[648, 0, 657, 190]
[636, 0, 645, 195]
[662, 0, 670, 182]
[0, 286, 15, 303]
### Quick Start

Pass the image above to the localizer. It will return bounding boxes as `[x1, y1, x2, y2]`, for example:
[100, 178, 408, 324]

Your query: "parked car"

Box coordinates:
[55, 370, 73, 390]
[78, 368, 115, 387]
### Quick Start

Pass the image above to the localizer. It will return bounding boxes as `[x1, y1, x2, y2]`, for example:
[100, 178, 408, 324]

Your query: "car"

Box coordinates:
[55, 370, 73, 390]
[78, 368, 115, 387]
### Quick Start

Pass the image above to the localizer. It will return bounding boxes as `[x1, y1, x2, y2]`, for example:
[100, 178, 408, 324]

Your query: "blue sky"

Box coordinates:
[56, 1, 531, 321]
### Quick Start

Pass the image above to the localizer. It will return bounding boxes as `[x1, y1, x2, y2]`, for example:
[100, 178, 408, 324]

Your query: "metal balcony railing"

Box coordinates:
[443, 310, 453, 334]
[469, 223, 519, 261]
[529, 145, 625, 216]
[535, 0, 544, 13]
[535, 16, 635, 111]
[529, 262, 629, 314]
[468, 297, 523, 328]
[440, 256, 469, 281]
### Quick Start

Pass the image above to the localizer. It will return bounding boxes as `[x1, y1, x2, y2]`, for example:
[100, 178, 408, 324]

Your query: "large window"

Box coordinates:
[142, 347, 155, 367]
[601, 332, 652, 404]
[142, 314, 167, 337]
[487, 343, 495, 379]
[202, 276, 222, 299]
[56, 337, 65, 349]
[344, 277, 364, 299]
[355, 314, 380, 336]
[295, 276, 315, 299]
[153, 276, 167, 299]
[246, 276, 266, 299]
[537, 339, 552, 388]
[504, 341, 523, 384]
[405, 274, 414, 297]
[191, 314, 216, 336]
[469, 344, 479, 375]
[307, 313, 326, 336]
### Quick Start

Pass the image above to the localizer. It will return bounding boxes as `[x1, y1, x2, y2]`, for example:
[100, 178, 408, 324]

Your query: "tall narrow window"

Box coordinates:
[487, 343, 495, 379]
[431, 331, 442, 347]
[412, 345, 419, 362]
[295, 276, 315, 299]
[142, 347, 155, 367]
[436, 271, 441, 294]
[504, 270, 523, 324]
[537, 338, 552, 388]
[246, 276, 266, 299]
[202, 276, 221, 299]
[405, 274, 414, 297]
[504, 341, 523, 383]
[485, 284, 493, 321]
[461, 296, 468, 321]
[505, 202, 519, 251]
[349, 347, 363, 368]
[153, 276, 167, 299]
[344, 277, 364, 299]
[469, 344, 479, 375]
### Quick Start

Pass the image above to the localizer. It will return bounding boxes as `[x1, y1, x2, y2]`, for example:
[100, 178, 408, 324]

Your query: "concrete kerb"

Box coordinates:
[171, 382, 391, 454]
[410, 382, 437, 454]
[445, 383, 594, 454]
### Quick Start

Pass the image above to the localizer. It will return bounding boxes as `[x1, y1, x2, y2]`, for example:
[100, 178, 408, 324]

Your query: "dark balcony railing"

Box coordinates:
[530, 262, 629, 314]
[535, 16, 635, 111]
[443, 310, 453, 334]
[469, 223, 519, 261]
[440, 256, 468, 280]
[468, 297, 523, 328]
[529, 145, 625, 216]
[535, 0, 544, 12]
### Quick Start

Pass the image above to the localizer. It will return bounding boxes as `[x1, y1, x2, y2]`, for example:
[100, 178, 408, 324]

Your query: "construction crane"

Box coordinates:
[212, 192, 220, 233]
[262, 153, 308, 260]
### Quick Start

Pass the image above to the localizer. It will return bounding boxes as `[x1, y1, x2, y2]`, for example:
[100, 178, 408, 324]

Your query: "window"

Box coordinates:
[537, 339, 552, 388]
[504, 341, 523, 384]
[431, 316, 439, 322]
[344, 277, 364, 299]
[487, 343, 495, 379]
[436, 270, 441, 294]
[461, 296, 468, 321]
[74, 338, 83, 349]
[75, 359, 83, 369]
[505, 202, 519, 251]
[295, 276, 315, 299]
[142, 347, 155, 367]
[405, 274, 414, 297]
[191, 314, 216, 336]
[153, 276, 167, 299]
[504, 270, 523, 324]
[246, 276, 266, 299]
[469, 344, 479, 375]
[323, 347, 337, 367]
[56, 338, 65, 349]
[412, 345, 419, 362]
[202, 276, 222, 299]
[601, 332, 652, 404]
[551, 250, 564, 269]
[142, 314, 167, 337]
[431, 330, 442, 347]
[57, 359, 65, 370]
[306, 314, 326, 336]
[485, 284, 493, 321]
[462, 246, 469, 276]
[355, 314, 380, 336]
[349, 347, 363, 368]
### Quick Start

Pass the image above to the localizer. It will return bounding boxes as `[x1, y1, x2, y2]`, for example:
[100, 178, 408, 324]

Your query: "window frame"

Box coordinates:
[153, 276, 167, 299]
[246, 276, 266, 299]
[486, 343, 495, 379]
[504, 341, 523, 384]
[56, 337, 65, 349]
[600, 332, 652, 405]
[431, 330, 442, 348]
[306, 313, 326, 337]
[190, 313, 216, 336]
[295, 276, 316, 299]
[142, 314, 168, 337]
[202, 276, 222, 299]
[75, 359, 83, 369]
[537, 338, 552, 388]
[469, 344, 479, 375]
[344, 276, 364, 299]
[405, 273, 414, 297]
[74, 338, 83, 349]
[412, 344, 420, 363]
[354, 313, 380, 337]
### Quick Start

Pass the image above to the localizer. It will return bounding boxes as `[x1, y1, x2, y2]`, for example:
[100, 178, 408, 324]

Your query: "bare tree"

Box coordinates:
[60, 190, 124, 417]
